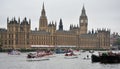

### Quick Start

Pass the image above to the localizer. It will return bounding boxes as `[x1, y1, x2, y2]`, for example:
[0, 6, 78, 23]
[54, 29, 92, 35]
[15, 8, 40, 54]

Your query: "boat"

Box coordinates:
[91, 51, 120, 63]
[8, 50, 21, 55]
[26, 53, 49, 61]
[26, 50, 54, 61]
[55, 48, 65, 54]
[64, 52, 78, 59]
[91, 54, 100, 62]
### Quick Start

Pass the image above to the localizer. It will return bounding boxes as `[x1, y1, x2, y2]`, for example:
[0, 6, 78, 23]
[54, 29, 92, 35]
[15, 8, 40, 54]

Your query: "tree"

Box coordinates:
[0, 38, 2, 51]
[113, 38, 120, 49]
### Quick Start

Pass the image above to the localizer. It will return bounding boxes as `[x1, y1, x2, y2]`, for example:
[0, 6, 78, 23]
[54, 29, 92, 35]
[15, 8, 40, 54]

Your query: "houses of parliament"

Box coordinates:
[0, 4, 110, 50]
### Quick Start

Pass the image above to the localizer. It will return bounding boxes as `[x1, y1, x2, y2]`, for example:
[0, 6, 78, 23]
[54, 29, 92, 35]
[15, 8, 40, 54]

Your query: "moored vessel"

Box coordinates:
[91, 51, 120, 63]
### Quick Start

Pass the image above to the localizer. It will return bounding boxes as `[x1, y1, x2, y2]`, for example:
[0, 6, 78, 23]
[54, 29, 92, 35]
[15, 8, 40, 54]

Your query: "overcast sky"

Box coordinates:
[0, 0, 120, 34]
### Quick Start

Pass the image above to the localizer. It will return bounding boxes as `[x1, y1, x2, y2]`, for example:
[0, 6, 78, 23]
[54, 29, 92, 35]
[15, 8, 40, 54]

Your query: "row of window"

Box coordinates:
[30, 35, 49, 40]
[1, 40, 29, 45]
[8, 27, 30, 32]
[30, 41, 49, 45]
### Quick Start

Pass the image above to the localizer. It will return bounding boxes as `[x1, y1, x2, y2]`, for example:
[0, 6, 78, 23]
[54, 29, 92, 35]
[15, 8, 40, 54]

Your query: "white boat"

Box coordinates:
[26, 57, 49, 61]
[8, 50, 21, 55]
[26, 53, 50, 61]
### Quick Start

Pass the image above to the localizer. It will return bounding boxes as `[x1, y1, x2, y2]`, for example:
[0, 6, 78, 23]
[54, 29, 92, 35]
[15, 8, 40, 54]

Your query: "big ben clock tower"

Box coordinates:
[39, 3, 48, 31]
[79, 5, 88, 35]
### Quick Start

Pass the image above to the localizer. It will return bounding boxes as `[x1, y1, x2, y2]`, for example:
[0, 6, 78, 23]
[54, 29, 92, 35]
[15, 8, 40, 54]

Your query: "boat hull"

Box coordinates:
[91, 55, 100, 62]
[91, 54, 120, 63]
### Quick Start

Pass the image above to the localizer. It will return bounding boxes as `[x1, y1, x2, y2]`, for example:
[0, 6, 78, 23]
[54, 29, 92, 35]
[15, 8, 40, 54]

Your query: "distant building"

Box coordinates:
[0, 4, 110, 49]
[110, 32, 120, 46]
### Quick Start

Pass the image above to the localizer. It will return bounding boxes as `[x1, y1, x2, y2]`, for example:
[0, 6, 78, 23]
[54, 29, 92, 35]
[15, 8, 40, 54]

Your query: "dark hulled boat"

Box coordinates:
[91, 55, 100, 62]
[91, 52, 120, 63]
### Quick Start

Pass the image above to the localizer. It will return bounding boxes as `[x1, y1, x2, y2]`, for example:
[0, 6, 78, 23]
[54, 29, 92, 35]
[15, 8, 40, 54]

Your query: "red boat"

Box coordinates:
[64, 52, 78, 59]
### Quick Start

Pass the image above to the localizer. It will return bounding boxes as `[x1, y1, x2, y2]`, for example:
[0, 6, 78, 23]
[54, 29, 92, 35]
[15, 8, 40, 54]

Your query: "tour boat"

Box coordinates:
[26, 53, 49, 61]
[26, 50, 54, 61]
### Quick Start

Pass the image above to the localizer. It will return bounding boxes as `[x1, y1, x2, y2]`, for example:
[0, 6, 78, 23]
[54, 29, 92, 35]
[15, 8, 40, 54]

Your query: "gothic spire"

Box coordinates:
[59, 18, 63, 30]
[79, 5, 88, 35]
[41, 2, 46, 16]
[81, 5, 86, 16]
[7, 17, 9, 23]
[59, 19, 63, 25]
[43, 2, 44, 9]
[18, 17, 20, 23]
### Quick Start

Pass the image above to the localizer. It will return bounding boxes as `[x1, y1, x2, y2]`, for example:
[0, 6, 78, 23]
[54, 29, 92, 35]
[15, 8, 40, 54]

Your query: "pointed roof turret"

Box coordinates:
[29, 19, 31, 24]
[92, 29, 94, 34]
[81, 5, 86, 16]
[59, 18, 63, 30]
[18, 17, 20, 23]
[7, 17, 9, 23]
[39, 2, 48, 31]
[59, 18, 63, 25]
[82, 5, 85, 10]
[43, 2, 45, 9]
[41, 2, 46, 16]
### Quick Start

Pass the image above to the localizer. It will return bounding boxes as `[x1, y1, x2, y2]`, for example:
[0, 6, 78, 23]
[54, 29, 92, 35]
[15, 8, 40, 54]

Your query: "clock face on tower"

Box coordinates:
[81, 20, 83, 23]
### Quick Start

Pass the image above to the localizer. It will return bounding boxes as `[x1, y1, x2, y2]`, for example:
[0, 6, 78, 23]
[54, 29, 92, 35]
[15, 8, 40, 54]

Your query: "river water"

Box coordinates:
[0, 51, 120, 69]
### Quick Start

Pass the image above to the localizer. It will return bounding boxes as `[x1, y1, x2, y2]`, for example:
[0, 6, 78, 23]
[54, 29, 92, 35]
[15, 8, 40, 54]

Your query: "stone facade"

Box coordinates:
[0, 4, 110, 49]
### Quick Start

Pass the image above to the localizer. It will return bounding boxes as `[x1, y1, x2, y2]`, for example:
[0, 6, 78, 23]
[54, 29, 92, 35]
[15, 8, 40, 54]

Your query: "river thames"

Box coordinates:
[0, 51, 120, 69]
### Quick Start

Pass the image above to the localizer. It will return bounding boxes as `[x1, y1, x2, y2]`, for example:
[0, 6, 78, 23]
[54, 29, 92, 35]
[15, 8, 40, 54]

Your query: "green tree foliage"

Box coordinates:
[0, 38, 2, 51]
[114, 38, 120, 45]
